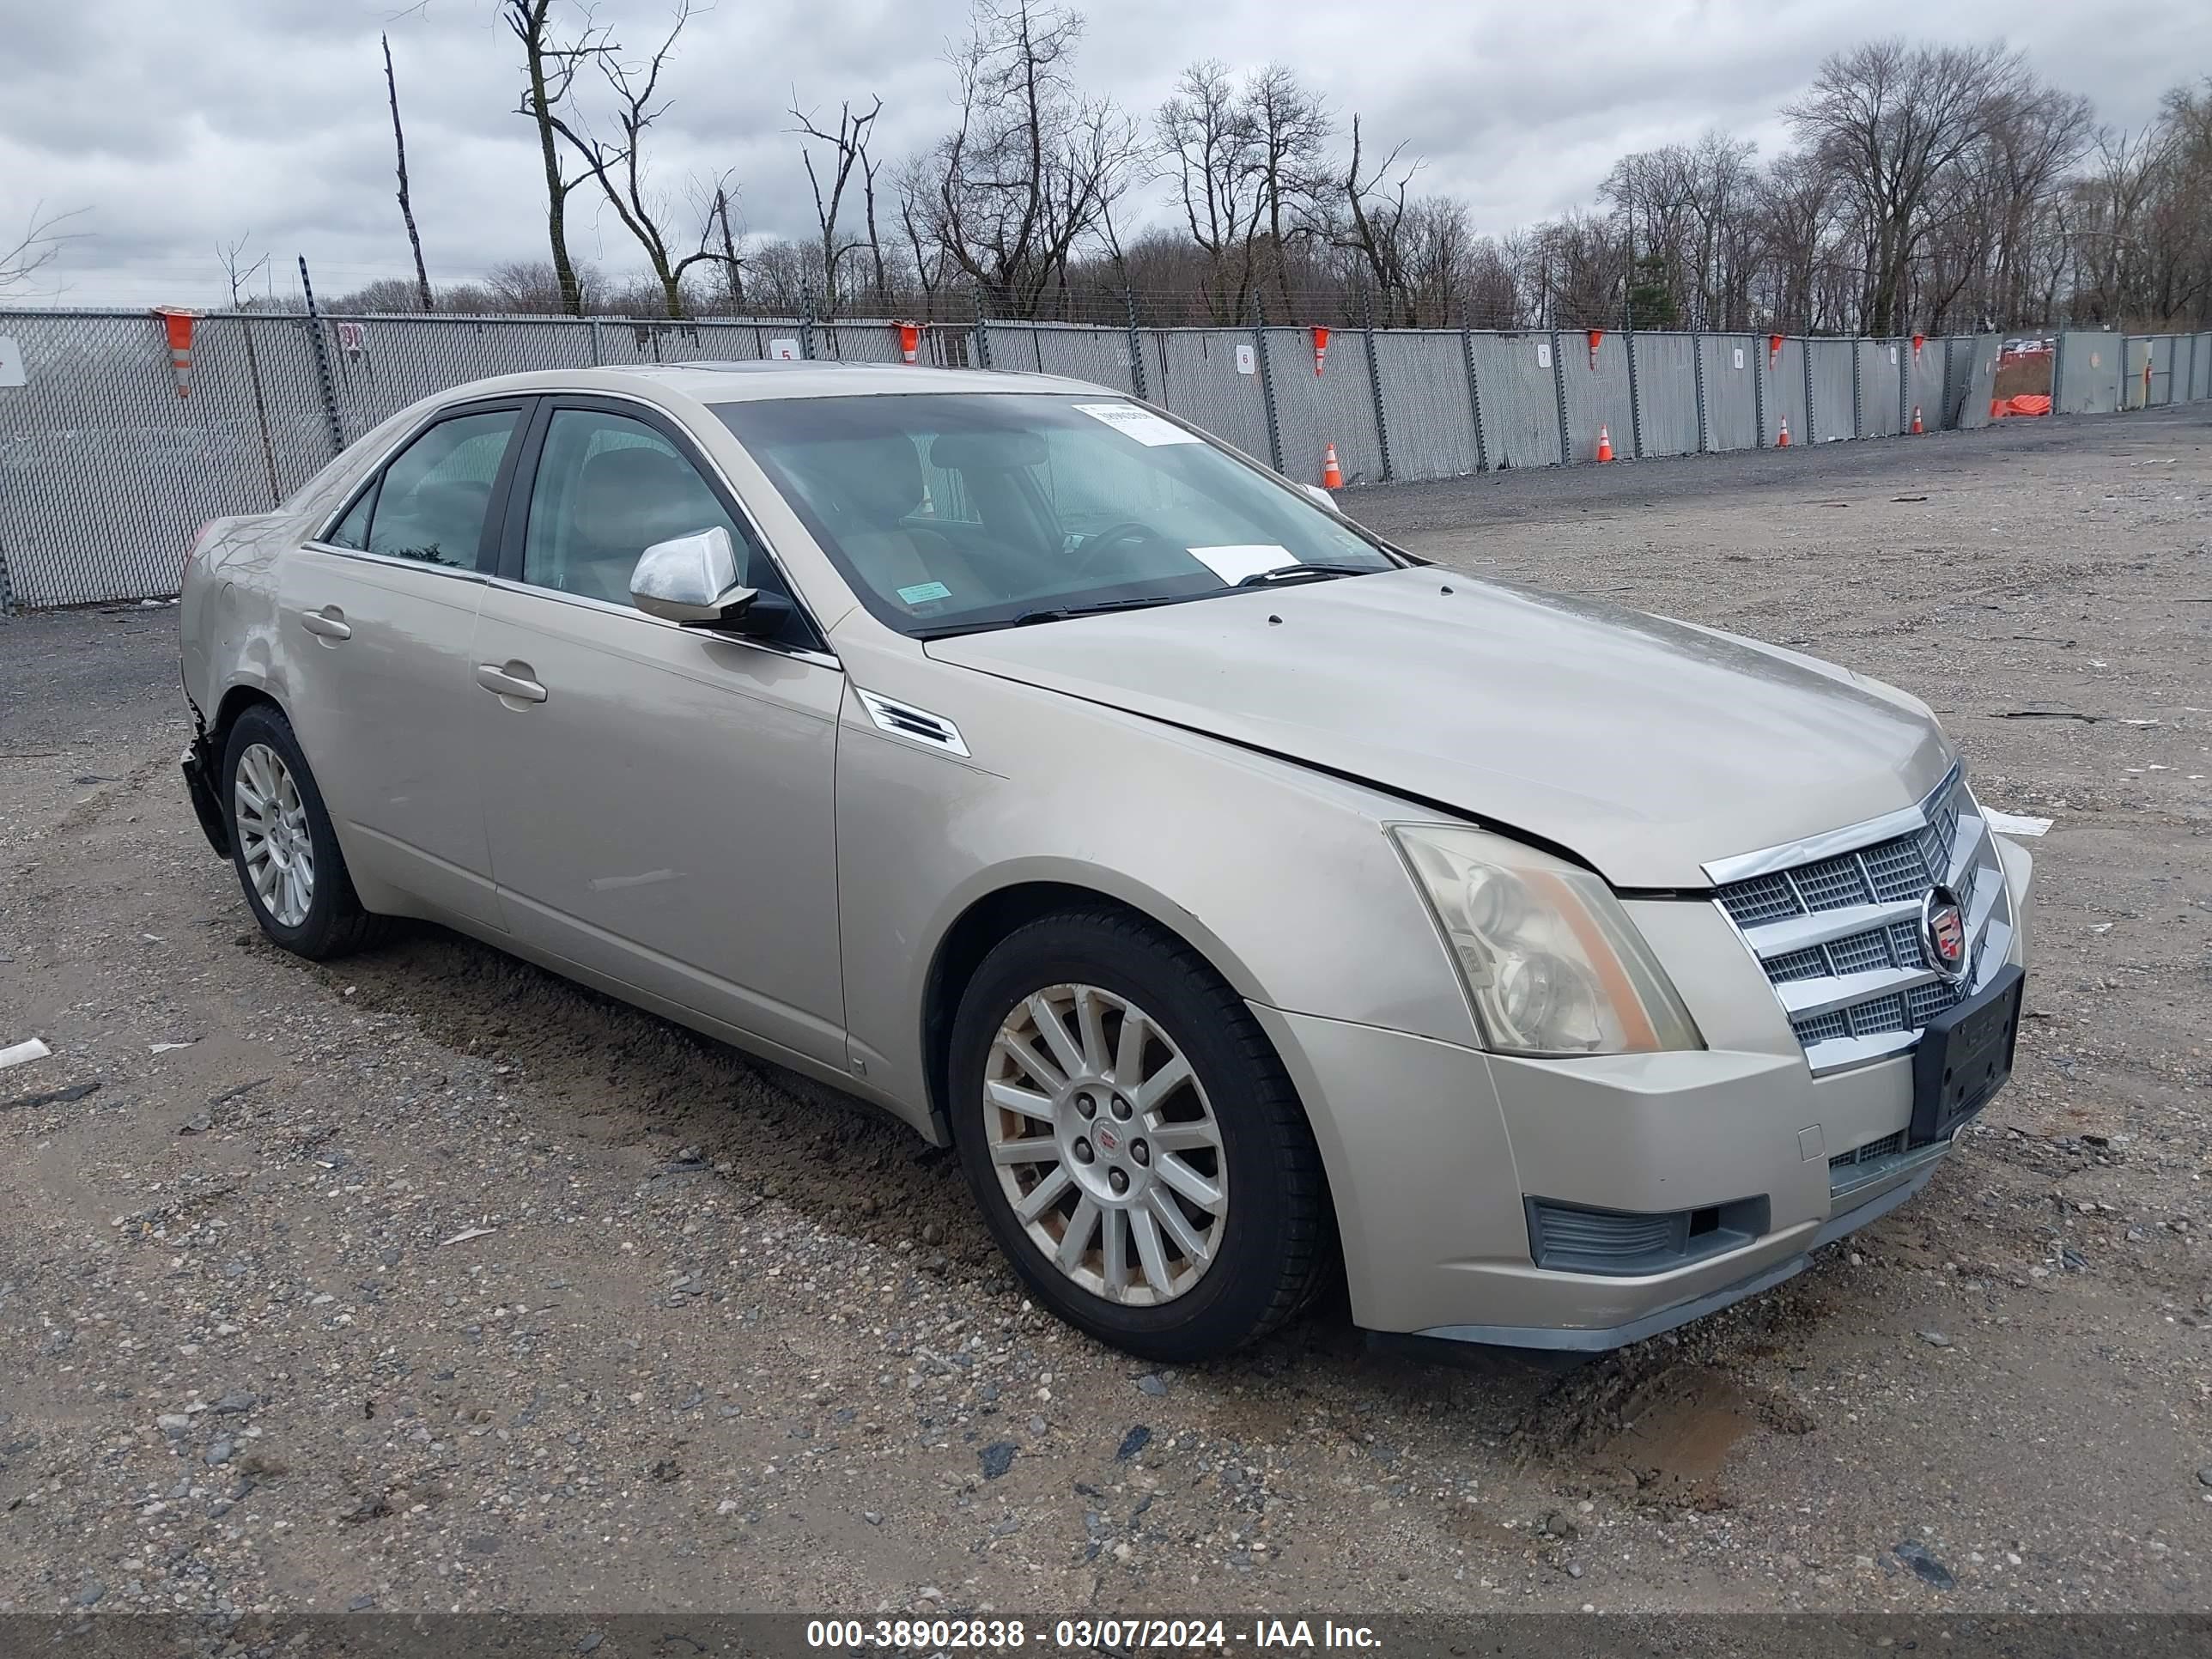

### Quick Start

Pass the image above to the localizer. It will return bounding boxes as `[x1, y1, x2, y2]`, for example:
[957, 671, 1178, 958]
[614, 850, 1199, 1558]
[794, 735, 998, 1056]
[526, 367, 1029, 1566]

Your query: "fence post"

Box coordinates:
[1125, 288, 1149, 402]
[238, 316, 283, 506]
[1358, 283, 1394, 481]
[297, 256, 347, 459]
[1549, 325, 1572, 464]
[1801, 337, 1817, 444]
[588, 318, 604, 367]
[799, 284, 817, 360]
[0, 537, 13, 616]
[1898, 336, 1910, 433]
[1459, 325, 1489, 473]
[1850, 335, 1863, 438]
[1690, 330, 1709, 453]
[1623, 301, 1644, 459]
[1753, 334, 1768, 447]
[1251, 290, 1285, 477]
[973, 289, 994, 371]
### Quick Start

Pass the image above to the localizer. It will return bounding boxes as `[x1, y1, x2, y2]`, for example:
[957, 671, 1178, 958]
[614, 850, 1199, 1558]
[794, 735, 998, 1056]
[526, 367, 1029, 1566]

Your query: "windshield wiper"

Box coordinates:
[1233, 562, 1376, 586]
[915, 595, 1182, 639]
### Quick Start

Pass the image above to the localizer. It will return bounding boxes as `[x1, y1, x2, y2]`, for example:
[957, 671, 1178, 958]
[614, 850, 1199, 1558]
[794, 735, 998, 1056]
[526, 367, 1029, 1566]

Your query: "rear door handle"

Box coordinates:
[300, 606, 351, 641]
[475, 662, 549, 704]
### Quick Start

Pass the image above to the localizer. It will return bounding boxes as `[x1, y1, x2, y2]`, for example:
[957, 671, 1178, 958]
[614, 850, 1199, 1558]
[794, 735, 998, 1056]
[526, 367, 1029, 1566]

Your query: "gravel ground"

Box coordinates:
[1, 407, 2208, 1620]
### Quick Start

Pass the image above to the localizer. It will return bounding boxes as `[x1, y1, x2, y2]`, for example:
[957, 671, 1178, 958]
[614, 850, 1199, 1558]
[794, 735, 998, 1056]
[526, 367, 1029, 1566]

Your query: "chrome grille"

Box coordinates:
[1705, 767, 2015, 1075]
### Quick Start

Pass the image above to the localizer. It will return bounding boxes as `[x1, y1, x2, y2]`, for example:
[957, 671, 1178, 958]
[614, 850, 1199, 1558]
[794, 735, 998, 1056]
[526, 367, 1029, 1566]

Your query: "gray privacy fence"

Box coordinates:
[2, 306, 2208, 610]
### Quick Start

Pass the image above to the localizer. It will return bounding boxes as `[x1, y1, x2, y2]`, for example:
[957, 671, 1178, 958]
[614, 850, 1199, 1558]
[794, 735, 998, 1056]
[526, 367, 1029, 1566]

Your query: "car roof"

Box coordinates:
[443, 360, 1109, 406]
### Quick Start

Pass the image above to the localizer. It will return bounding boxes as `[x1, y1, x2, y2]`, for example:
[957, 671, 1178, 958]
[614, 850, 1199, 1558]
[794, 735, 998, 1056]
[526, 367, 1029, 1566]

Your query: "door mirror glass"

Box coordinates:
[630, 526, 755, 625]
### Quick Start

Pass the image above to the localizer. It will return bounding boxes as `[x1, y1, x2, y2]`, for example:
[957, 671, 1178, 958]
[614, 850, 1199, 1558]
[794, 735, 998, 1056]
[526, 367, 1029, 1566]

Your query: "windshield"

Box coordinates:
[713, 393, 1397, 635]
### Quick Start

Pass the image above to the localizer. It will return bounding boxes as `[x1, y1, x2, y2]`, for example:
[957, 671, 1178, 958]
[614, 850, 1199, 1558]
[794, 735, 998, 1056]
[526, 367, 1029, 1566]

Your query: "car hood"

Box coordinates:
[923, 567, 1954, 888]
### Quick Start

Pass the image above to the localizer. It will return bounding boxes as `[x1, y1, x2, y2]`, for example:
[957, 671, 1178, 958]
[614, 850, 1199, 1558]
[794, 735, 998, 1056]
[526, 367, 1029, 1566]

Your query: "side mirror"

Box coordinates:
[1302, 483, 1340, 512]
[630, 526, 784, 635]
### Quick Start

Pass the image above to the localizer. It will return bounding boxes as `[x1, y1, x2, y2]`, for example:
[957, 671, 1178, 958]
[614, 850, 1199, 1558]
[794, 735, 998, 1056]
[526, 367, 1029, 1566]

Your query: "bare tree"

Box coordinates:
[860, 147, 891, 308]
[922, 0, 1145, 317]
[1243, 64, 1332, 305]
[1158, 60, 1264, 319]
[705, 181, 746, 312]
[503, 0, 607, 316]
[1529, 207, 1628, 325]
[0, 203, 85, 295]
[1322, 114, 1420, 315]
[380, 33, 435, 310]
[216, 238, 284, 501]
[895, 153, 953, 310]
[544, 3, 737, 318]
[790, 94, 883, 316]
[487, 258, 598, 313]
[1787, 39, 2033, 333]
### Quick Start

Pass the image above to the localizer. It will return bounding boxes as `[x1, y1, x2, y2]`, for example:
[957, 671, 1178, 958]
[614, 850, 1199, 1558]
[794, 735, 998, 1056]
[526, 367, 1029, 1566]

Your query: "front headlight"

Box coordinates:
[1390, 824, 1702, 1057]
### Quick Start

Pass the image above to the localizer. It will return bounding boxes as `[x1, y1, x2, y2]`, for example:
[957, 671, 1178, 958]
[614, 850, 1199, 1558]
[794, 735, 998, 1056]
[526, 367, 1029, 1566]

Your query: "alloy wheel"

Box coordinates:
[984, 984, 1227, 1305]
[234, 742, 315, 928]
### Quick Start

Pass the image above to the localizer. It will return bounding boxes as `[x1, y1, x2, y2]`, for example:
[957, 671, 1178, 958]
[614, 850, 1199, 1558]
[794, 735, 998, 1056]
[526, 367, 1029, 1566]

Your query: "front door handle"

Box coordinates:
[475, 661, 549, 704]
[300, 606, 351, 641]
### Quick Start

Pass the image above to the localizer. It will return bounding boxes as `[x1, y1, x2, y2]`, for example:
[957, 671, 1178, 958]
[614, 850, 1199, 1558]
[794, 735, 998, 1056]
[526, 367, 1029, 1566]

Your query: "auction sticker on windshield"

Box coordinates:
[1073, 403, 1201, 446]
[1188, 544, 1297, 583]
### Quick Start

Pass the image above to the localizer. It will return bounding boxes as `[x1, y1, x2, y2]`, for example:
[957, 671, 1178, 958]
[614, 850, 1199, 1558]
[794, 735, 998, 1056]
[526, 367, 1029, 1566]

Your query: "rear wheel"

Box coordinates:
[950, 908, 1329, 1361]
[222, 705, 389, 960]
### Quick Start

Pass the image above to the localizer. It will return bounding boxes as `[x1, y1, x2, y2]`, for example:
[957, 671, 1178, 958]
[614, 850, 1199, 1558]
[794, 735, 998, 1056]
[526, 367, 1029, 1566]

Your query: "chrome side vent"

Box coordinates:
[854, 688, 970, 757]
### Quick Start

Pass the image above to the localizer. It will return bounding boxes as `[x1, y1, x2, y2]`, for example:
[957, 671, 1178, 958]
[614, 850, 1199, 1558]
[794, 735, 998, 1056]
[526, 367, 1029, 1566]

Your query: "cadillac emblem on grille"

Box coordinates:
[1922, 884, 1971, 984]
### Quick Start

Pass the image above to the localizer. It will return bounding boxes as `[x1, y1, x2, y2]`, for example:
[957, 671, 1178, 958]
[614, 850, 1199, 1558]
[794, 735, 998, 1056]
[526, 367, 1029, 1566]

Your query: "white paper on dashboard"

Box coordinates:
[1187, 544, 1296, 583]
[1074, 403, 1201, 445]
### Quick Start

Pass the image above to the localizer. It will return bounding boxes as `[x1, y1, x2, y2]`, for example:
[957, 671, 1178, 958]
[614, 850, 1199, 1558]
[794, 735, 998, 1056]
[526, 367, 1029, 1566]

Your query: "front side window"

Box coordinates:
[334, 408, 520, 567]
[713, 393, 1397, 636]
[519, 408, 769, 611]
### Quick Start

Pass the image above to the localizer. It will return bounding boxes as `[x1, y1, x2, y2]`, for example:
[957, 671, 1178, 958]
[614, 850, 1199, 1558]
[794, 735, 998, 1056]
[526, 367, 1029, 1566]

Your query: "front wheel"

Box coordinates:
[949, 908, 1331, 1362]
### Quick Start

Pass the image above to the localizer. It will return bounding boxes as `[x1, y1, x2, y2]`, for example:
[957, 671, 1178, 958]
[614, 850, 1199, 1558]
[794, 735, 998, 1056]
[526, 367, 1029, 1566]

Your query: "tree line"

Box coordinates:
[312, 3, 2211, 334]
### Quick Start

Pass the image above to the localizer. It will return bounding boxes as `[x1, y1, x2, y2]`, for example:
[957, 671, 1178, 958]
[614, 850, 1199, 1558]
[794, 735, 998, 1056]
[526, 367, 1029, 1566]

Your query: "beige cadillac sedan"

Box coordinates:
[179, 362, 2033, 1362]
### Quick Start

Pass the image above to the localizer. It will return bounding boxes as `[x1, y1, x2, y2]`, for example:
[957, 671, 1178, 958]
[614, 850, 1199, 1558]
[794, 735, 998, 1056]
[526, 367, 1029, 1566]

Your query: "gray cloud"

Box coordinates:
[3, 0, 2203, 306]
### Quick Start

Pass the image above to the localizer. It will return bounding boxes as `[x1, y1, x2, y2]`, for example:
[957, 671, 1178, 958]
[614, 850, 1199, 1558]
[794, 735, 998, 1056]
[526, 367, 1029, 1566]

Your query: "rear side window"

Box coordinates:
[330, 408, 520, 568]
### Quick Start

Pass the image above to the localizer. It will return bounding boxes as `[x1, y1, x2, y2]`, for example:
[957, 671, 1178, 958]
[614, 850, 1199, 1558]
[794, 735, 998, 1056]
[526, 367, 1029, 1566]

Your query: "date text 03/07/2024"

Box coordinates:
[804, 1618, 1384, 1650]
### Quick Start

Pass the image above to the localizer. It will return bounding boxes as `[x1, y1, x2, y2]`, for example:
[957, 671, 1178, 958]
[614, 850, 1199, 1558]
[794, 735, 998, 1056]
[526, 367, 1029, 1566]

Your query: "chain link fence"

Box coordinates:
[3, 305, 2207, 610]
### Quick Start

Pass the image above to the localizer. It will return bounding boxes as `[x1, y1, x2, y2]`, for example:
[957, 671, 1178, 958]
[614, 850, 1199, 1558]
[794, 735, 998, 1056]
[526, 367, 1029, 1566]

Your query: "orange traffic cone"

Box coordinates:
[1322, 443, 1344, 489]
[1911, 404, 1923, 434]
[1777, 415, 1791, 447]
[1595, 424, 1614, 463]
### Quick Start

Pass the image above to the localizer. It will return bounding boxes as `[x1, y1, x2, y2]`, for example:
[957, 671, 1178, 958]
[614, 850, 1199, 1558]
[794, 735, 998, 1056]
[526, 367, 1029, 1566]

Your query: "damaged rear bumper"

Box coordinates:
[181, 737, 229, 859]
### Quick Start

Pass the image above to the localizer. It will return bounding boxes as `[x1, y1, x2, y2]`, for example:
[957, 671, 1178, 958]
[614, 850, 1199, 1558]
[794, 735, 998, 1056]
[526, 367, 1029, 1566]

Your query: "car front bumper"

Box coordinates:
[1251, 834, 2033, 1351]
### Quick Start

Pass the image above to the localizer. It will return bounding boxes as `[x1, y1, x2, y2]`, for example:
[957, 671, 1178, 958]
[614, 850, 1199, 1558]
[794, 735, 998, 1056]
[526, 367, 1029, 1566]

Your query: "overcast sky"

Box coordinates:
[3, 0, 2203, 307]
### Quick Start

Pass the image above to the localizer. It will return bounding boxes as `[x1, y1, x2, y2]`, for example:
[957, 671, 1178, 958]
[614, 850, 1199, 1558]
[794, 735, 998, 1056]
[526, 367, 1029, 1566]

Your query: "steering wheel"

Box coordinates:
[1070, 520, 1169, 576]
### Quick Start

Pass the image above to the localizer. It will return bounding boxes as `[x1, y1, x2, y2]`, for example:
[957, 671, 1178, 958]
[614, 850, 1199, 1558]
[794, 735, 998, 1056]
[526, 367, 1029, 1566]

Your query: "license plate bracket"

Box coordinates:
[1910, 963, 2024, 1145]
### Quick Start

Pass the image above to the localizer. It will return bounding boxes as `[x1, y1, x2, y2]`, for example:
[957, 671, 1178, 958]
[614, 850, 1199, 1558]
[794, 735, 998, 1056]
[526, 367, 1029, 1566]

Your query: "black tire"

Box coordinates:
[949, 908, 1331, 1362]
[221, 704, 390, 960]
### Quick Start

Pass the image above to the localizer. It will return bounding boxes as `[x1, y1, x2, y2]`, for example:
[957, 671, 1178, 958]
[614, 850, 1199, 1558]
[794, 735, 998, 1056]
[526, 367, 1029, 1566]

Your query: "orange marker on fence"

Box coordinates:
[154, 307, 197, 398]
